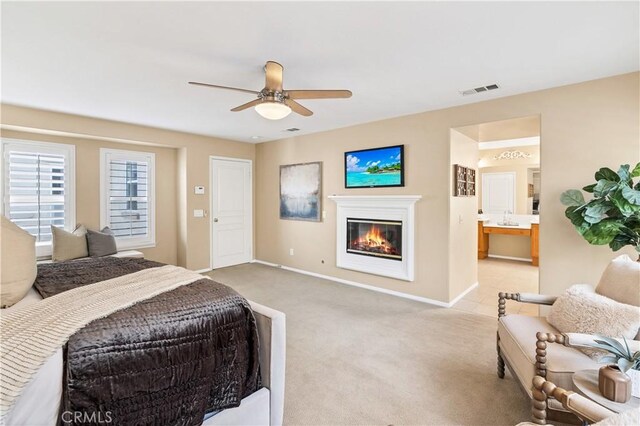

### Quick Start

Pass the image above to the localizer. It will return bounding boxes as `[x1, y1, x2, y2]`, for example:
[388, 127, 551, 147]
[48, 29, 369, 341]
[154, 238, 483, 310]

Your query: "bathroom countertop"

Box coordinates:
[478, 214, 539, 230]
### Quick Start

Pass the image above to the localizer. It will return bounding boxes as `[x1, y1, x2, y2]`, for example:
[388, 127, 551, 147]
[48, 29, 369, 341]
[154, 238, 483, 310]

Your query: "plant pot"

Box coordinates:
[627, 368, 640, 399]
[599, 365, 631, 403]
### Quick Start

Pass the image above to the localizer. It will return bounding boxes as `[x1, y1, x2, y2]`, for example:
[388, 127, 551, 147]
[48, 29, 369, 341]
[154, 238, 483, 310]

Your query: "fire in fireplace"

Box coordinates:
[347, 218, 402, 261]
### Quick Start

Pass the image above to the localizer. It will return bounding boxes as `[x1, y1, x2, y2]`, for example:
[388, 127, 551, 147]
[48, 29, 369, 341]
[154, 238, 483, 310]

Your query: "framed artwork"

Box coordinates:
[344, 145, 404, 188]
[279, 162, 322, 221]
[454, 164, 476, 196]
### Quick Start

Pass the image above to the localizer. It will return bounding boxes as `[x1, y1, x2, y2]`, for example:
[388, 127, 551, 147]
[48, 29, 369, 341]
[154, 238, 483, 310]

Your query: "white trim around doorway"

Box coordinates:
[209, 156, 253, 270]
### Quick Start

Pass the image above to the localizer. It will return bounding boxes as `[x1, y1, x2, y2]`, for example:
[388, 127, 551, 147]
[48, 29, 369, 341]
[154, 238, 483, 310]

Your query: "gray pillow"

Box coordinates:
[86, 227, 118, 257]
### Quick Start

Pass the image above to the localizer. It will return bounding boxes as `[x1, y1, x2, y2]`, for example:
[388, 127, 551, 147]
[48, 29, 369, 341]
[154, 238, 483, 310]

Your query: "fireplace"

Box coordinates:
[329, 195, 421, 281]
[347, 218, 402, 261]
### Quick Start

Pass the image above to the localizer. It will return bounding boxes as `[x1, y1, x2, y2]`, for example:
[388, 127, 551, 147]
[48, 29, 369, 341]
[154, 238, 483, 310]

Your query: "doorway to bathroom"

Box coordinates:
[450, 115, 541, 317]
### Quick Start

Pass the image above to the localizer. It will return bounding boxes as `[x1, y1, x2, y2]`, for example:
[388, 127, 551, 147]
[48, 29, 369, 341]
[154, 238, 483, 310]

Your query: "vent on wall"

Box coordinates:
[460, 84, 500, 96]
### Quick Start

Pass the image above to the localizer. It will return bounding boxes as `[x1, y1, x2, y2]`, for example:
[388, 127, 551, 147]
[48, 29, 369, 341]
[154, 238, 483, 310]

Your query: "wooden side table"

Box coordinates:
[573, 369, 640, 413]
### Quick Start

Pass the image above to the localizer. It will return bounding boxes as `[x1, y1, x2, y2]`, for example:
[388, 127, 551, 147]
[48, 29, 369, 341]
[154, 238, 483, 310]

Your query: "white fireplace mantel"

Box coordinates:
[328, 195, 421, 281]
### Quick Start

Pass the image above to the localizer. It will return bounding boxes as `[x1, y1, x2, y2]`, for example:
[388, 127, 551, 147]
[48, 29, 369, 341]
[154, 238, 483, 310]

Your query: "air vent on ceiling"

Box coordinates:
[284, 128, 300, 132]
[461, 83, 500, 96]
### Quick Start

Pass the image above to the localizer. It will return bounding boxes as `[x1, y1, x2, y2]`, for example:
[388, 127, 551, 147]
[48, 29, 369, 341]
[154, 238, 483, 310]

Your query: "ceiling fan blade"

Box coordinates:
[285, 89, 352, 99]
[188, 81, 258, 95]
[264, 61, 283, 92]
[285, 99, 313, 117]
[231, 98, 262, 112]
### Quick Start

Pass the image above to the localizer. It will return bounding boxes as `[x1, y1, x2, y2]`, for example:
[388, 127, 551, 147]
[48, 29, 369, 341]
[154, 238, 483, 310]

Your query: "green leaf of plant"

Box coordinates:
[621, 185, 640, 205]
[582, 183, 596, 193]
[631, 162, 640, 178]
[624, 338, 631, 357]
[595, 167, 620, 182]
[600, 355, 618, 364]
[590, 342, 626, 357]
[617, 164, 631, 183]
[584, 215, 602, 224]
[583, 202, 609, 224]
[595, 337, 629, 356]
[565, 206, 589, 234]
[609, 236, 631, 252]
[560, 189, 585, 207]
[583, 220, 624, 245]
[611, 189, 640, 217]
[618, 358, 632, 372]
[594, 179, 618, 198]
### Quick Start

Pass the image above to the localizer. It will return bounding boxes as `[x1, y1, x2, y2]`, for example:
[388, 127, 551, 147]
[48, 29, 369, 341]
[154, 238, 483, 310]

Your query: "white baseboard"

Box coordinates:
[487, 254, 532, 263]
[449, 282, 479, 306]
[252, 259, 476, 308]
[193, 268, 212, 274]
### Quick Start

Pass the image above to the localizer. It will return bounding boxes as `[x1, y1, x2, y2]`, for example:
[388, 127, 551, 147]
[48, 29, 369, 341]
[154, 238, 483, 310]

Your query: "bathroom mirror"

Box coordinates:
[477, 142, 540, 215]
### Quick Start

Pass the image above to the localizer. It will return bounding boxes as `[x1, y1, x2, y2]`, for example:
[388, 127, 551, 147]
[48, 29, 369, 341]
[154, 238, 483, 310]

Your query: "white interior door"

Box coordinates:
[210, 157, 252, 269]
[482, 172, 516, 214]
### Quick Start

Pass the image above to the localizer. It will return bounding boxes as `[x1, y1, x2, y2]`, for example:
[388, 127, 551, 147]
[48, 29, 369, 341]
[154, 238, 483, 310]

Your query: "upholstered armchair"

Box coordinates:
[517, 376, 640, 426]
[530, 375, 615, 425]
[496, 255, 640, 423]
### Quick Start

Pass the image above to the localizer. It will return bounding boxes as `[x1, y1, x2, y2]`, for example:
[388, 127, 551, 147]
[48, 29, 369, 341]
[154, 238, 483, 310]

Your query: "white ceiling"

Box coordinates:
[2, 1, 638, 143]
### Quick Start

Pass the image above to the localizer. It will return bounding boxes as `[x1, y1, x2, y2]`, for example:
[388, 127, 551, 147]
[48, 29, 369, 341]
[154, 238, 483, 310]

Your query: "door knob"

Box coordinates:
[213, 218, 219, 222]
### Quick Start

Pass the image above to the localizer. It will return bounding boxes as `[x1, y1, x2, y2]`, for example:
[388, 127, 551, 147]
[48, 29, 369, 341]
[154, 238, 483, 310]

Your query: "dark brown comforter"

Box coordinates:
[34, 257, 260, 426]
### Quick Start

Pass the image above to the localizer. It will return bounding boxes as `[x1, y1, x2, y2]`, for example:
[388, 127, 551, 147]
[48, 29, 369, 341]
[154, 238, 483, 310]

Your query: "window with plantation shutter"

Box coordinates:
[1, 139, 76, 257]
[100, 148, 155, 249]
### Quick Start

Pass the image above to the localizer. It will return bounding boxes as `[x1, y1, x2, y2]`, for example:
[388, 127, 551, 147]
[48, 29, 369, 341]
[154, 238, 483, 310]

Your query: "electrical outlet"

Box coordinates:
[289, 248, 294, 256]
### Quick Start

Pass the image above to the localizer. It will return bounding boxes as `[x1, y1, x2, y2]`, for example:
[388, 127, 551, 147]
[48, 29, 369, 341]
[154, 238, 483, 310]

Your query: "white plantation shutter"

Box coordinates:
[1, 140, 75, 256]
[100, 149, 155, 249]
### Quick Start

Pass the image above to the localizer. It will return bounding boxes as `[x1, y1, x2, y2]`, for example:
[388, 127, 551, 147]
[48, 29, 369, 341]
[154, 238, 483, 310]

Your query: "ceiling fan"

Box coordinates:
[189, 61, 352, 120]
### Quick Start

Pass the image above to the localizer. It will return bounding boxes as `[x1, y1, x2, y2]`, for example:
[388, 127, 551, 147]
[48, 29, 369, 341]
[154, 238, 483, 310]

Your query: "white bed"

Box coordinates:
[3, 288, 286, 426]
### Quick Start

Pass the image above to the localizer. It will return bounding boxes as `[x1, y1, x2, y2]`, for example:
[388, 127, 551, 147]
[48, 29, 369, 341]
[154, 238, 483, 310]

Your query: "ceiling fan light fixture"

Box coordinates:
[255, 101, 291, 120]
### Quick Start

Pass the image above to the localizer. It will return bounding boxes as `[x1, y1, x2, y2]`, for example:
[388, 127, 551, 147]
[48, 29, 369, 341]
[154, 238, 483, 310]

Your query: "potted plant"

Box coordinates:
[585, 336, 640, 400]
[560, 163, 640, 260]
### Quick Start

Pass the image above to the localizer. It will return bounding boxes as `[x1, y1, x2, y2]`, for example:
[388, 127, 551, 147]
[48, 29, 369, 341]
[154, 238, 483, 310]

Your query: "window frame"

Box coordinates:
[99, 148, 156, 250]
[1, 138, 76, 258]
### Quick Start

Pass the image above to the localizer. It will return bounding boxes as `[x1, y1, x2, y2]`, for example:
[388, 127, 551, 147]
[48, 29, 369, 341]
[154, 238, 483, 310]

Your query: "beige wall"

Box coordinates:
[449, 130, 479, 299]
[1, 105, 255, 270]
[255, 72, 639, 303]
[457, 115, 540, 142]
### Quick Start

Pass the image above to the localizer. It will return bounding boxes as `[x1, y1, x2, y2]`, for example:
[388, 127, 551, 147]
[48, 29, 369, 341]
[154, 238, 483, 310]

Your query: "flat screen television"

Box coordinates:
[344, 145, 404, 188]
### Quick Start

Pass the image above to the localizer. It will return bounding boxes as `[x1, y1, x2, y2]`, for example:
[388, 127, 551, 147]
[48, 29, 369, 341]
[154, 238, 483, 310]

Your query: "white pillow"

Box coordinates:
[548, 284, 640, 341]
[596, 254, 640, 307]
[51, 225, 88, 261]
[0, 216, 37, 308]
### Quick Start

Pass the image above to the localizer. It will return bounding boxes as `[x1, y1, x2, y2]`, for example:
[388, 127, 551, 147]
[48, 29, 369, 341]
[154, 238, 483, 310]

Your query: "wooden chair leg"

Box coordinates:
[497, 332, 505, 378]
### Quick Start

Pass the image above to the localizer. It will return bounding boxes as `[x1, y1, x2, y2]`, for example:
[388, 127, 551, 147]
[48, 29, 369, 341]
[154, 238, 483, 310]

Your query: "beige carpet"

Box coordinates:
[208, 263, 531, 426]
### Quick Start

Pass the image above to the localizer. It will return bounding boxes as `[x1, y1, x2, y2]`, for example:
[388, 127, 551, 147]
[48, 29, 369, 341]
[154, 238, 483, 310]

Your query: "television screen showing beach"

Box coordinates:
[345, 145, 403, 187]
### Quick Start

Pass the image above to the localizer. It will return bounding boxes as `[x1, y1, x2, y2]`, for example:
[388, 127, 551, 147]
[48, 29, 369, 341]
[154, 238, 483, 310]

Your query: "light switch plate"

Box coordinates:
[193, 209, 204, 218]
[194, 186, 205, 195]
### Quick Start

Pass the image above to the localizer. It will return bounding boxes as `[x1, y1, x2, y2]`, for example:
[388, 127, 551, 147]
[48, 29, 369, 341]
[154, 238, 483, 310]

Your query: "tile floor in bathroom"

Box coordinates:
[452, 257, 539, 317]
